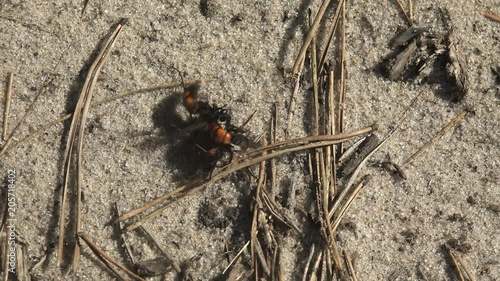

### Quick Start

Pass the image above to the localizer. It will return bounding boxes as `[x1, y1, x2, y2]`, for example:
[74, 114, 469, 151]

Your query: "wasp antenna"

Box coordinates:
[171, 66, 185, 89]
[238, 109, 257, 131]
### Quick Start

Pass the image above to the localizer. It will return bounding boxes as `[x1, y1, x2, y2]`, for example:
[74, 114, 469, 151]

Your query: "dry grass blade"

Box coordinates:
[122, 140, 372, 232]
[276, 247, 284, 281]
[251, 138, 266, 277]
[408, 0, 413, 19]
[261, 190, 301, 234]
[93, 78, 216, 106]
[78, 233, 145, 281]
[114, 203, 137, 267]
[140, 226, 181, 273]
[310, 9, 320, 136]
[239, 109, 257, 132]
[2, 72, 14, 141]
[80, 0, 91, 20]
[116, 127, 373, 231]
[308, 8, 341, 269]
[321, 156, 343, 271]
[222, 240, 250, 275]
[73, 19, 125, 270]
[331, 176, 369, 232]
[312, 66, 342, 270]
[401, 108, 470, 168]
[270, 103, 277, 196]
[476, 8, 500, 22]
[329, 131, 388, 219]
[0, 74, 56, 156]
[0, 114, 69, 160]
[0, 79, 213, 160]
[302, 244, 315, 281]
[329, 91, 424, 219]
[338, 3, 347, 155]
[57, 19, 126, 268]
[343, 249, 358, 281]
[292, 0, 332, 75]
[0, 47, 67, 155]
[255, 239, 270, 277]
[395, 0, 412, 25]
[446, 245, 476, 281]
[327, 70, 337, 198]
[286, 56, 305, 137]
[308, 250, 323, 281]
[337, 136, 366, 163]
[0, 14, 48, 32]
[318, 0, 345, 74]
[242, 127, 373, 159]
[114, 177, 203, 224]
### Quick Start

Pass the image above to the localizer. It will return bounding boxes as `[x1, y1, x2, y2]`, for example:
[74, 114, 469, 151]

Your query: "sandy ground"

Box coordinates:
[0, 0, 498, 280]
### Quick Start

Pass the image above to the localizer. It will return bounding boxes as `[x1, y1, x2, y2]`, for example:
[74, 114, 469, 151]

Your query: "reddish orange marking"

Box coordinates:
[209, 123, 232, 144]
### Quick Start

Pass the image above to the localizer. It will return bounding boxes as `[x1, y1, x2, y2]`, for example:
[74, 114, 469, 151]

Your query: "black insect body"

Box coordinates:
[172, 72, 253, 173]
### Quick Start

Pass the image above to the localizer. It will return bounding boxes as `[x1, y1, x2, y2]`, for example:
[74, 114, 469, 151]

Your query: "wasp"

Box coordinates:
[174, 68, 252, 167]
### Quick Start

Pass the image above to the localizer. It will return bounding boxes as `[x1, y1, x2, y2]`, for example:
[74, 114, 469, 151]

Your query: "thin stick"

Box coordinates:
[476, 9, 500, 22]
[140, 226, 181, 273]
[446, 245, 476, 281]
[318, 0, 345, 74]
[315, 67, 341, 270]
[73, 18, 125, 270]
[330, 91, 424, 219]
[395, 0, 412, 25]
[0, 75, 55, 155]
[255, 239, 271, 277]
[115, 127, 373, 227]
[329, 132, 390, 219]
[307, 251, 323, 281]
[322, 156, 343, 271]
[58, 19, 126, 268]
[302, 244, 315, 281]
[408, 0, 413, 20]
[121, 135, 372, 232]
[3, 73, 14, 141]
[401, 109, 470, 168]
[114, 203, 137, 266]
[94, 78, 216, 106]
[338, 2, 347, 155]
[0, 15, 49, 32]
[251, 138, 266, 269]
[270, 103, 277, 196]
[343, 249, 358, 281]
[0, 115, 70, 160]
[286, 56, 305, 137]
[222, 240, 250, 275]
[0, 79, 213, 160]
[80, 0, 91, 20]
[331, 177, 369, 232]
[0, 45, 67, 155]
[327, 69, 337, 198]
[78, 233, 145, 281]
[261, 189, 301, 234]
[310, 9, 320, 136]
[242, 126, 373, 160]
[292, 0, 332, 75]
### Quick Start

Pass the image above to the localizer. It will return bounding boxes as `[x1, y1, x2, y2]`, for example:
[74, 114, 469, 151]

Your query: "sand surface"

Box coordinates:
[0, 0, 498, 280]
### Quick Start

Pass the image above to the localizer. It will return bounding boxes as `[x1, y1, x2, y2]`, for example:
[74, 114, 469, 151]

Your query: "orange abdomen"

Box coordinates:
[209, 123, 232, 144]
[183, 90, 198, 113]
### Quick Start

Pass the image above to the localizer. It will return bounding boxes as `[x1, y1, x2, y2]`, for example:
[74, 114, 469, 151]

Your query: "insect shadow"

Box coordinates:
[151, 92, 218, 181]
